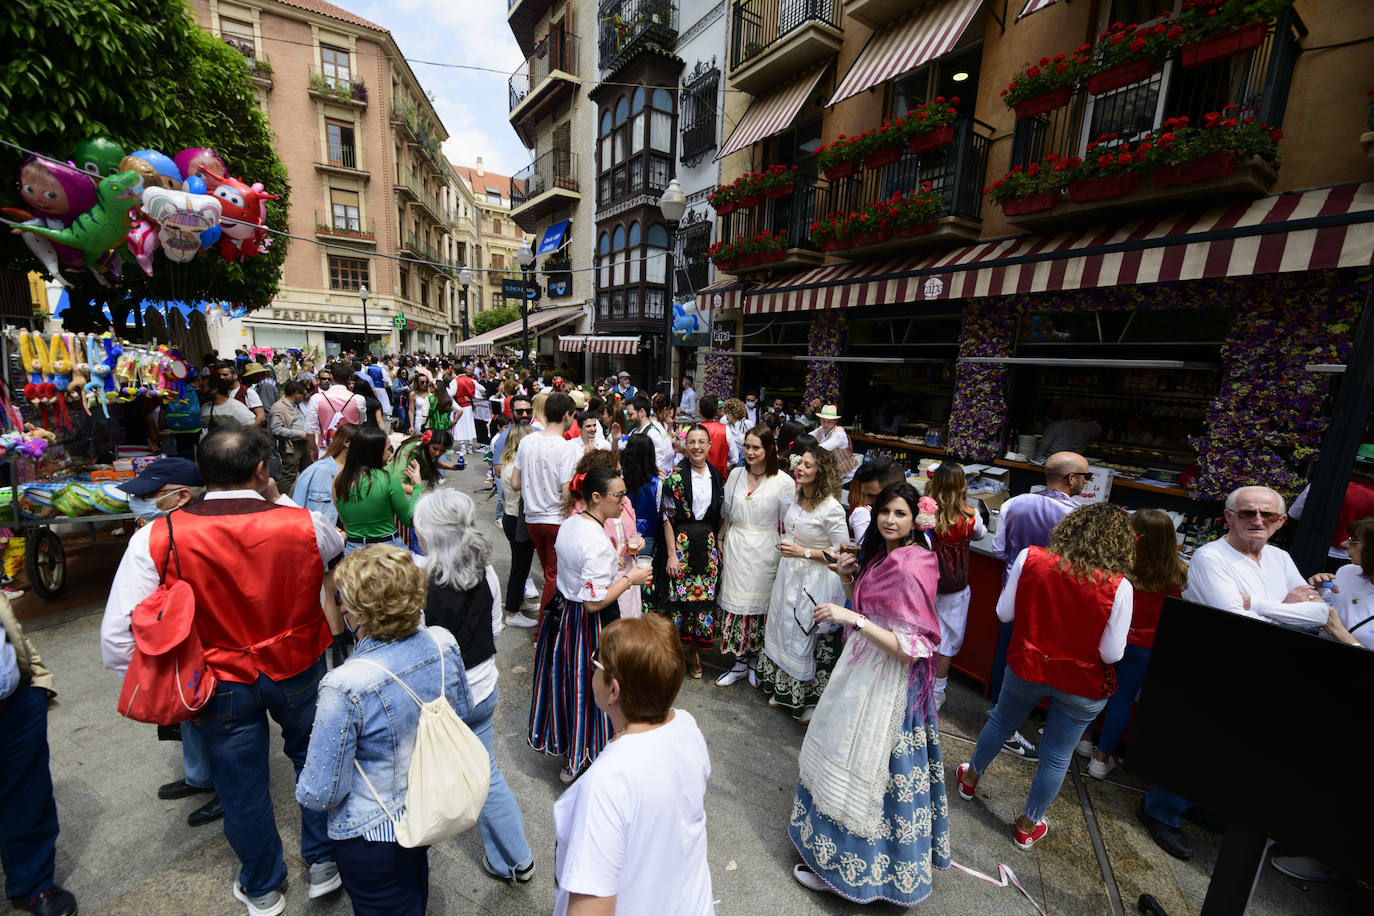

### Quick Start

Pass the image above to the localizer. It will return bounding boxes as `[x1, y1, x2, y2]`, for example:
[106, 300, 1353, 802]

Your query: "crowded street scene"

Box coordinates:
[1, 0, 1372, 914]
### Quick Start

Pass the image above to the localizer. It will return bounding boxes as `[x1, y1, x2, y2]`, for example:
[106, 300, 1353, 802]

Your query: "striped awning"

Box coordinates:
[694, 278, 753, 312]
[828, 0, 983, 107]
[455, 305, 582, 354]
[1018, 0, 1065, 19]
[744, 182, 1374, 314]
[585, 335, 642, 355]
[717, 65, 828, 161]
[558, 335, 587, 352]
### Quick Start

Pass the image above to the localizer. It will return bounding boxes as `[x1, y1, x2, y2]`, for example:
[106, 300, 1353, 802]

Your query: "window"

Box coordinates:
[680, 215, 712, 294]
[612, 225, 626, 286]
[326, 121, 356, 168]
[599, 231, 611, 286]
[492, 253, 505, 270]
[220, 16, 255, 58]
[328, 255, 368, 291]
[645, 288, 664, 319]
[646, 223, 667, 284]
[627, 222, 641, 283]
[399, 267, 410, 299]
[680, 65, 720, 164]
[491, 217, 503, 236]
[321, 45, 351, 88]
[486, 191, 503, 204]
[330, 189, 360, 232]
[419, 276, 428, 308]
[650, 89, 673, 153]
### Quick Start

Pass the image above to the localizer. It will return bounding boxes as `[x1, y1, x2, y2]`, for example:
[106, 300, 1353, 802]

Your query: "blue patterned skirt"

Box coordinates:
[788, 684, 951, 906]
[527, 594, 610, 775]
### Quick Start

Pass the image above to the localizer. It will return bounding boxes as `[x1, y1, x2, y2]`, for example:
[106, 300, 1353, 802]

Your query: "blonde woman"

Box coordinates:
[927, 462, 987, 710]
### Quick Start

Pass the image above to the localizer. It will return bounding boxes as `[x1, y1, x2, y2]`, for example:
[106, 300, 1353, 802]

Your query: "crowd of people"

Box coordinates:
[0, 352, 1369, 916]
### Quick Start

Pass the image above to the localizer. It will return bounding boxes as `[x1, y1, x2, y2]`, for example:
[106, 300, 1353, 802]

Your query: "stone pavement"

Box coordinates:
[5, 461, 1366, 914]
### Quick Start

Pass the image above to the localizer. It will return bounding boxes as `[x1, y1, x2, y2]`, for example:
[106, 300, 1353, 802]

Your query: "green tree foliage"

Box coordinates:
[0, 0, 289, 334]
[472, 306, 521, 334]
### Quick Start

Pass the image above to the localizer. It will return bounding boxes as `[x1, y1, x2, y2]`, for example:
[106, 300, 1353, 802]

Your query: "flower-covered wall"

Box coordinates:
[946, 300, 1018, 462]
[803, 310, 846, 407]
[702, 351, 735, 403]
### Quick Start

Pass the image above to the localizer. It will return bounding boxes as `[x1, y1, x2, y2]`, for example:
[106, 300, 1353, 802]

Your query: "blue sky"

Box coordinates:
[356, 0, 531, 175]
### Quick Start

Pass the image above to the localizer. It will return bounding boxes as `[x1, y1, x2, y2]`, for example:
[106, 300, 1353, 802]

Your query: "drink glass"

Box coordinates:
[634, 555, 654, 570]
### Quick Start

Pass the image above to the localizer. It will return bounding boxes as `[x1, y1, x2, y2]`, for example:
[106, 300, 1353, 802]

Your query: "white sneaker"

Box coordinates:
[798, 705, 816, 724]
[233, 880, 285, 916]
[523, 579, 539, 600]
[792, 863, 833, 894]
[747, 664, 759, 688]
[505, 612, 538, 629]
[714, 660, 748, 687]
[1087, 755, 1114, 780]
[1075, 738, 1094, 758]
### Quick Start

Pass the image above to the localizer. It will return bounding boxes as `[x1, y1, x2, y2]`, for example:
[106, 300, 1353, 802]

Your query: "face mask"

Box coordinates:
[128, 495, 166, 521]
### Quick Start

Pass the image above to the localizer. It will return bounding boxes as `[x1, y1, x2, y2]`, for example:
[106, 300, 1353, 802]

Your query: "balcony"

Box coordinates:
[403, 235, 453, 276]
[509, 31, 580, 147]
[246, 56, 274, 90]
[813, 116, 991, 260]
[507, 0, 559, 56]
[510, 149, 581, 232]
[406, 176, 445, 225]
[313, 140, 369, 180]
[314, 212, 376, 246]
[1002, 13, 1299, 231]
[599, 0, 678, 73]
[716, 174, 826, 275]
[307, 67, 368, 107]
[728, 0, 841, 95]
[680, 63, 720, 166]
[845, 0, 929, 31]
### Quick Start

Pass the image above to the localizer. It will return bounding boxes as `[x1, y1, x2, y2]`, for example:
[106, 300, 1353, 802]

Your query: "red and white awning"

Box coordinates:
[744, 182, 1374, 314]
[717, 65, 828, 161]
[1018, 0, 1066, 19]
[694, 278, 753, 313]
[829, 0, 983, 107]
[558, 335, 587, 352]
[585, 335, 641, 355]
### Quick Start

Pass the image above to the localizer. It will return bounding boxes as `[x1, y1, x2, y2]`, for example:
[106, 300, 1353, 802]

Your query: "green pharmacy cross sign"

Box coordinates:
[392, 312, 406, 330]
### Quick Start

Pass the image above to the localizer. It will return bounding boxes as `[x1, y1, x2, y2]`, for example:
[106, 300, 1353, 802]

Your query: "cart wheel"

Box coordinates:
[25, 529, 66, 600]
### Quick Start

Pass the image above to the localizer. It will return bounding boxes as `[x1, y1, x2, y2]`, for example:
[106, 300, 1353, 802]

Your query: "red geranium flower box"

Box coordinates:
[764, 184, 793, 199]
[1181, 23, 1265, 70]
[716, 258, 738, 270]
[736, 253, 760, 267]
[1069, 173, 1140, 202]
[820, 239, 850, 252]
[758, 249, 786, 263]
[1002, 191, 1062, 215]
[854, 230, 893, 246]
[1086, 59, 1155, 95]
[716, 200, 737, 216]
[862, 147, 903, 170]
[908, 126, 955, 155]
[1013, 86, 1073, 119]
[738, 194, 763, 209]
[1151, 151, 1237, 187]
[898, 221, 936, 238]
[823, 162, 855, 181]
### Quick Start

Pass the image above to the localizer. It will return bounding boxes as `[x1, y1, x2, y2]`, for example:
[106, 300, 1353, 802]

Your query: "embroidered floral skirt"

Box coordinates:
[755, 632, 840, 718]
[528, 595, 610, 776]
[718, 611, 765, 656]
[664, 525, 720, 649]
[789, 689, 951, 905]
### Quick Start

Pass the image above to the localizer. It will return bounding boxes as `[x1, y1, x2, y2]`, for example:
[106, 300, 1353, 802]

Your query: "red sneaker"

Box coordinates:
[955, 764, 977, 800]
[1014, 818, 1049, 849]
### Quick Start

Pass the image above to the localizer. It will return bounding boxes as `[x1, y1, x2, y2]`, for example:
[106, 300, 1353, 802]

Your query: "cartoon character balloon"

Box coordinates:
[16, 170, 141, 276]
[5, 157, 99, 288]
[208, 172, 278, 262]
[174, 148, 228, 192]
[120, 150, 183, 192]
[140, 186, 223, 263]
[73, 138, 127, 179]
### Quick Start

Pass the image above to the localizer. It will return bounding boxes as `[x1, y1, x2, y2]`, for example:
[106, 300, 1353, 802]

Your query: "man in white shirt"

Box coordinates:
[678, 375, 697, 420]
[304, 365, 367, 459]
[201, 375, 257, 435]
[627, 394, 674, 478]
[744, 393, 759, 426]
[511, 393, 583, 619]
[218, 361, 267, 425]
[809, 404, 856, 487]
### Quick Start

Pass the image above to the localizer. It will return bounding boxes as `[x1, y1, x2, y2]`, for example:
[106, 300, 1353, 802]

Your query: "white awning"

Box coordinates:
[828, 0, 983, 107]
[717, 65, 828, 161]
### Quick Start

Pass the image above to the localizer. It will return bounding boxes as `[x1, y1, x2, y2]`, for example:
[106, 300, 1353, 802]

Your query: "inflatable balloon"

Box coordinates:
[73, 138, 127, 178]
[120, 150, 183, 192]
[208, 171, 278, 262]
[16, 170, 141, 270]
[140, 186, 222, 263]
[174, 148, 228, 192]
[5, 156, 98, 288]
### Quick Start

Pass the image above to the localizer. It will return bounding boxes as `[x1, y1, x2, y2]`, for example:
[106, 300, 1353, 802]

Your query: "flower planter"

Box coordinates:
[1086, 59, 1155, 95]
[1013, 86, 1073, 119]
[823, 162, 856, 181]
[908, 126, 955, 155]
[1001, 191, 1062, 215]
[715, 258, 738, 270]
[820, 239, 850, 252]
[854, 230, 894, 247]
[898, 221, 936, 238]
[758, 249, 786, 263]
[738, 194, 763, 209]
[764, 184, 794, 199]
[1152, 151, 1237, 187]
[736, 253, 760, 267]
[1180, 23, 1266, 69]
[1068, 173, 1140, 203]
[715, 200, 737, 216]
[862, 147, 903, 171]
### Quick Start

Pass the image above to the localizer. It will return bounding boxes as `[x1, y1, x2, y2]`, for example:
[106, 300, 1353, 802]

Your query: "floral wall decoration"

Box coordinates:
[946, 299, 1018, 462]
[703, 351, 736, 403]
[803, 309, 846, 407]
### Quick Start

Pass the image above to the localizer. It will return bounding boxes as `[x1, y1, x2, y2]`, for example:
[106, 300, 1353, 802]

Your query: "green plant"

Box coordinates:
[984, 157, 1073, 204]
[894, 97, 961, 141]
[1092, 16, 1182, 71]
[1143, 109, 1281, 165]
[473, 306, 522, 334]
[1176, 0, 1294, 43]
[1000, 49, 1093, 108]
[743, 40, 763, 59]
[249, 58, 273, 75]
[1061, 134, 1150, 183]
[756, 164, 798, 192]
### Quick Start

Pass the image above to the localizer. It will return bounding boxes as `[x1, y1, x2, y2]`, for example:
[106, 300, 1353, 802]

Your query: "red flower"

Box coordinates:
[1168, 26, 1183, 40]
[1271, 128, 1284, 141]
[1128, 37, 1146, 54]
[1039, 56, 1050, 66]
[1026, 65, 1041, 78]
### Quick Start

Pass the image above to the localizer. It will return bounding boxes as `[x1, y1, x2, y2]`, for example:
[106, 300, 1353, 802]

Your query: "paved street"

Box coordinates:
[5, 462, 1364, 914]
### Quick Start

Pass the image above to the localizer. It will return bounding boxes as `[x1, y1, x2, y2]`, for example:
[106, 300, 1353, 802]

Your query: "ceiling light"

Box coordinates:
[952, 71, 969, 82]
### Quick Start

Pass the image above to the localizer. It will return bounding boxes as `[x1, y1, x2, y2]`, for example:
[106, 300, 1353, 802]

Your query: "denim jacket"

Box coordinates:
[296, 625, 473, 839]
[292, 457, 340, 525]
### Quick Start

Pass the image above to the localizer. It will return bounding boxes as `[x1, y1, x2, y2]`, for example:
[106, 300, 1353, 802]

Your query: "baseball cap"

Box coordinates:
[117, 457, 204, 496]
[618, 371, 630, 379]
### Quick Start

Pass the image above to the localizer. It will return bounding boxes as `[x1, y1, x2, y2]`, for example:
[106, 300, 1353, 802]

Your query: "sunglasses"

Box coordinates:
[1070, 472, 1095, 480]
[794, 587, 821, 636]
[591, 650, 605, 672]
[1231, 508, 1283, 521]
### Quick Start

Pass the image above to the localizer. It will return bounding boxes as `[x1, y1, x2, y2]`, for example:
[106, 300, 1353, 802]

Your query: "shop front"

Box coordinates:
[245, 305, 398, 358]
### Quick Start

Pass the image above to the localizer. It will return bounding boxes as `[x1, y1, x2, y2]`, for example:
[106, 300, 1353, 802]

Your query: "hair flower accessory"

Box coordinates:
[915, 496, 939, 531]
[420, 430, 433, 445]
[570, 472, 587, 495]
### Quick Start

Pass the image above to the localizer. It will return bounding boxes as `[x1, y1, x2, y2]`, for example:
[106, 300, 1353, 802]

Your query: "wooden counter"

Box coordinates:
[991, 458, 1189, 498]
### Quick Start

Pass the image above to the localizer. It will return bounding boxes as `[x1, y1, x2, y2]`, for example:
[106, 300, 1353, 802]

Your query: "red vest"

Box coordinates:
[701, 420, 729, 477]
[1126, 589, 1180, 649]
[1333, 477, 1374, 550]
[1009, 547, 1120, 699]
[148, 499, 330, 684]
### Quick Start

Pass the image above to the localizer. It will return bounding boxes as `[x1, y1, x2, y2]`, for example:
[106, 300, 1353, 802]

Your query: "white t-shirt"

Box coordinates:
[516, 432, 584, 525]
[1185, 538, 1327, 628]
[554, 514, 620, 603]
[230, 383, 263, 411]
[849, 504, 872, 544]
[688, 466, 712, 519]
[553, 709, 713, 916]
[201, 396, 256, 433]
[305, 389, 367, 441]
[1331, 563, 1374, 650]
[811, 425, 855, 483]
[640, 422, 675, 477]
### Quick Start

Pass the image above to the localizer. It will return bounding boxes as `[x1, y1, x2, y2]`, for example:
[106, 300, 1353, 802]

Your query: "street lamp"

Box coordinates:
[459, 267, 472, 341]
[517, 238, 535, 370]
[358, 283, 370, 356]
[657, 178, 687, 391]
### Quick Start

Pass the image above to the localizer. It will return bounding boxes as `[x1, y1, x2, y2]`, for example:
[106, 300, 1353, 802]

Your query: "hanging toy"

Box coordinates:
[19, 332, 54, 428]
[67, 334, 90, 417]
[49, 334, 75, 431]
[84, 334, 109, 418]
[114, 351, 140, 401]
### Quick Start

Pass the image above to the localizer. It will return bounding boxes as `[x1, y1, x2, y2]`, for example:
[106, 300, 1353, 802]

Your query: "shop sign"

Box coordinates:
[922, 277, 946, 299]
[1073, 466, 1115, 505]
[502, 279, 539, 301]
[271, 308, 358, 325]
[712, 320, 735, 347]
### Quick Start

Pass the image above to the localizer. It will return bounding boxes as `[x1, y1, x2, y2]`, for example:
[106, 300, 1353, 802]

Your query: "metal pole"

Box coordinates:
[460, 287, 468, 341]
[362, 298, 369, 355]
[663, 219, 679, 393]
[521, 268, 531, 370]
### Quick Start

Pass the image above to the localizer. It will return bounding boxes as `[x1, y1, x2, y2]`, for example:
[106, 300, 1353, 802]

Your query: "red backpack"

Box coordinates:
[116, 513, 217, 724]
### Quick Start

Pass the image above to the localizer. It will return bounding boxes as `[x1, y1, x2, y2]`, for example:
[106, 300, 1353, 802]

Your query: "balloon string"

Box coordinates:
[948, 859, 1047, 916]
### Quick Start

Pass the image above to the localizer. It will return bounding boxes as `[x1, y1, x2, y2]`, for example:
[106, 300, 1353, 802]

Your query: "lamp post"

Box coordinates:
[358, 283, 370, 356]
[517, 239, 535, 370]
[657, 178, 687, 391]
[459, 268, 472, 341]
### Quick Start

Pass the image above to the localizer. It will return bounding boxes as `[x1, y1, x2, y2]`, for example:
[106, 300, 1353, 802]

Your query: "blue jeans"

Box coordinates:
[639, 536, 655, 557]
[198, 656, 332, 897]
[1096, 644, 1150, 756]
[0, 686, 59, 900]
[970, 668, 1108, 823]
[182, 719, 212, 789]
[333, 835, 428, 916]
[1144, 786, 1193, 828]
[468, 688, 533, 876]
[988, 620, 1014, 701]
[344, 535, 402, 556]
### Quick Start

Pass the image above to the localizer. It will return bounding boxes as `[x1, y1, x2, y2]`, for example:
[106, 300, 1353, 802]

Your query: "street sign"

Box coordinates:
[391, 312, 406, 329]
[501, 279, 540, 301]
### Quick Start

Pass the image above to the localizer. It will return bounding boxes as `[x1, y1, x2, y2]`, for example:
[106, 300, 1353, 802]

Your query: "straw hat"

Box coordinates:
[815, 404, 841, 421]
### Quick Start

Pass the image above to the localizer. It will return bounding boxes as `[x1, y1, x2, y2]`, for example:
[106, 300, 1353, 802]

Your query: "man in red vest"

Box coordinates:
[696, 397, 731, 477]
[101, 425, 346, 914]
[1288, 443, 1374, 571]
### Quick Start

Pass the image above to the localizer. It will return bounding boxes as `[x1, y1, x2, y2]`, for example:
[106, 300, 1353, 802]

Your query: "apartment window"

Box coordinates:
[492, 253, 505, 270]
[645, 288, 664, 319]
[645, 223, 667, 283]
[321, 45, 351, 88]
[627, 222, 641, 283]
[419, 276, 429, 308]
[330, 189, 360, 232]
[649, 88, 674, 153]
[399, 267, 410, 299]
[679, 215, 712, 294]
[486, 191, 503, 204]
[326, 121, 356, 168]
[680, 64, 720, 164]
[492, 217, 503, 236]
[220, 16, 255, 58]
[328, 255, 368, 291]
[612, 225, 626, 286]
[598, 232, 611, 286]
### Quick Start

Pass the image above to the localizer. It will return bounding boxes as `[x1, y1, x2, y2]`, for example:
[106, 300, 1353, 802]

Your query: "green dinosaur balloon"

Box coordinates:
[19, 171, 142, 268]
[73, 137, 127, 179]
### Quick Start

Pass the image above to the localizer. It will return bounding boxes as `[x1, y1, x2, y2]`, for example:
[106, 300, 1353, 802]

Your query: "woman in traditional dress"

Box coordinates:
[715, 426, 794, 688]
[756, 442, 848, 722]
[528, 468, 653, 782]
[789, 483, 950, 904]
[661, 426, 725, 679]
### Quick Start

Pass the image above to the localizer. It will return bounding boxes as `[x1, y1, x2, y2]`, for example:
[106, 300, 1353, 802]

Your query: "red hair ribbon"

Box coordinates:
[421, 430, 432, 445]
[571, 472, 586, 494]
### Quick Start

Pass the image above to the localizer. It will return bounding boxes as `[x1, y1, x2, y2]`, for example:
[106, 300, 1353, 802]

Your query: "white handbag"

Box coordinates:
[352, 627, 491, 847]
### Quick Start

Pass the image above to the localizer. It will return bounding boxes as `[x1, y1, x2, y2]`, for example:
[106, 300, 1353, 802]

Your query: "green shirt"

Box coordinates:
[335, 468, 419, 539]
